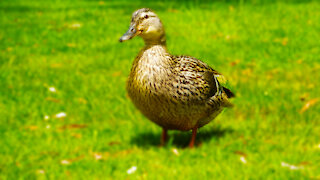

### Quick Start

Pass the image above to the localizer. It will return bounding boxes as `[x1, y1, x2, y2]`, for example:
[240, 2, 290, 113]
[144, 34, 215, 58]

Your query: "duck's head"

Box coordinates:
[119, 8, 166, 45]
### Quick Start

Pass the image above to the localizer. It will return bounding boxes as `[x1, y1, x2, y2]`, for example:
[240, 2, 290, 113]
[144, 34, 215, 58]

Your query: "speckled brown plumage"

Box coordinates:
[120, 8, 234, 147]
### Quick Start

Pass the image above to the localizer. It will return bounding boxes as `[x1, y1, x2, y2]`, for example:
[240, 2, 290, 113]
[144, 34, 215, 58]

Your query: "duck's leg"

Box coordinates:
[188, 125, 198, 148]
[160, 128, 168, 146]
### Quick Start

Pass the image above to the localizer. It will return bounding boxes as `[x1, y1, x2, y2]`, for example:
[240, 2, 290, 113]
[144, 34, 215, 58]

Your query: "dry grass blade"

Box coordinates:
[59, 124, 87, 130]
[300, 98, 319, 113]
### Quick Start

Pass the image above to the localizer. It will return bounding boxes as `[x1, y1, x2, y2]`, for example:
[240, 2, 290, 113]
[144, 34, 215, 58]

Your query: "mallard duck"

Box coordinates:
[119, 8, 234, 148]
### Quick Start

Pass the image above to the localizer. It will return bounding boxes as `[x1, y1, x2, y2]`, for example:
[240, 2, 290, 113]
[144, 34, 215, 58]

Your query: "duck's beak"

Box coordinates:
[119, 24, 137, 42]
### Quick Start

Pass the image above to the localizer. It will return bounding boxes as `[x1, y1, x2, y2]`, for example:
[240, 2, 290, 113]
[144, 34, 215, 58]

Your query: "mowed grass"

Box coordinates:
[1, 0, 320, 179]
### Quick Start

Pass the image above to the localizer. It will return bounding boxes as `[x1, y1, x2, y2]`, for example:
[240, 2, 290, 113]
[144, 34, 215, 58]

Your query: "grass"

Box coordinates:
[0, 0, 320, 179]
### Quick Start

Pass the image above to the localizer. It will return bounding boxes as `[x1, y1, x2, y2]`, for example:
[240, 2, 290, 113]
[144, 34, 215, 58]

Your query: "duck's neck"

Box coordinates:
[131, 38, 170, 84]
[136, 41, 170, 69]
[132, 43, 169, 84]
[143, 33, 167, 46]
[142, 43, 168, 59]
[143, 34, 168, 55]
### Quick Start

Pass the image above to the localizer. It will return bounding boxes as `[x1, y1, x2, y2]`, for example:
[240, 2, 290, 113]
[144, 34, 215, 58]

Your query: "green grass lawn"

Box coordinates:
[1, 0, 320, 179]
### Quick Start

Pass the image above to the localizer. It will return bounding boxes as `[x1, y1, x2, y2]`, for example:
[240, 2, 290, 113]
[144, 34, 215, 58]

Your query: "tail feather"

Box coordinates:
[223, 87, 235, 98]
[221, 87, 234, 107]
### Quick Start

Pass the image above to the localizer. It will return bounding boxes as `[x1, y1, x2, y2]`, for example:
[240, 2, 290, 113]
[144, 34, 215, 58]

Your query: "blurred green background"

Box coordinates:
[1, 0, 320, 179]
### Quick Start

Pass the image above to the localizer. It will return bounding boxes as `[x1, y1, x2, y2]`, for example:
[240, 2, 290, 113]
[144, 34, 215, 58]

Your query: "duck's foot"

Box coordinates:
[188, 125, 198, 148]
[160, 128, 168, 146]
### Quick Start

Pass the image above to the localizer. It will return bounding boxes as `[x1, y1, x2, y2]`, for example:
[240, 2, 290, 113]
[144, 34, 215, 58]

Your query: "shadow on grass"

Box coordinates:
[131, 127, 233, 148]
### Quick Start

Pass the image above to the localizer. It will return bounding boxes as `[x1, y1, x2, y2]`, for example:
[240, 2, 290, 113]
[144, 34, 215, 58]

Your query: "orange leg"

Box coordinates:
[188, 125, 198, 148]
[161, 128, 168, 146]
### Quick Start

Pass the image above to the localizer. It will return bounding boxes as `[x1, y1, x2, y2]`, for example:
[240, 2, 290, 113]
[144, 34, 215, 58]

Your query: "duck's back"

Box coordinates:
[127, 46, 233, 130]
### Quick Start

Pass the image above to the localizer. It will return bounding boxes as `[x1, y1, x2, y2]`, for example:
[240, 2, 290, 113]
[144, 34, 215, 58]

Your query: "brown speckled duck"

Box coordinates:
[119, 8, 234, 148]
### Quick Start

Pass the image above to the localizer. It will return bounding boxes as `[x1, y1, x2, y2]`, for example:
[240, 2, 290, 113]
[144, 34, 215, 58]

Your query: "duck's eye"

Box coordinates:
[144, 15, 149, 19]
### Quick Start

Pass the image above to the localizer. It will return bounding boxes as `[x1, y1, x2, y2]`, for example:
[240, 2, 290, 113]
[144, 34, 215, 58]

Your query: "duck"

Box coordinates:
[119, 8, 234, 148]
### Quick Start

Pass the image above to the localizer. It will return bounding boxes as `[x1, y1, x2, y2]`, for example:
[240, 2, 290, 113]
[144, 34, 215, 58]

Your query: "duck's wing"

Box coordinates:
[170, 55, 234, 105]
